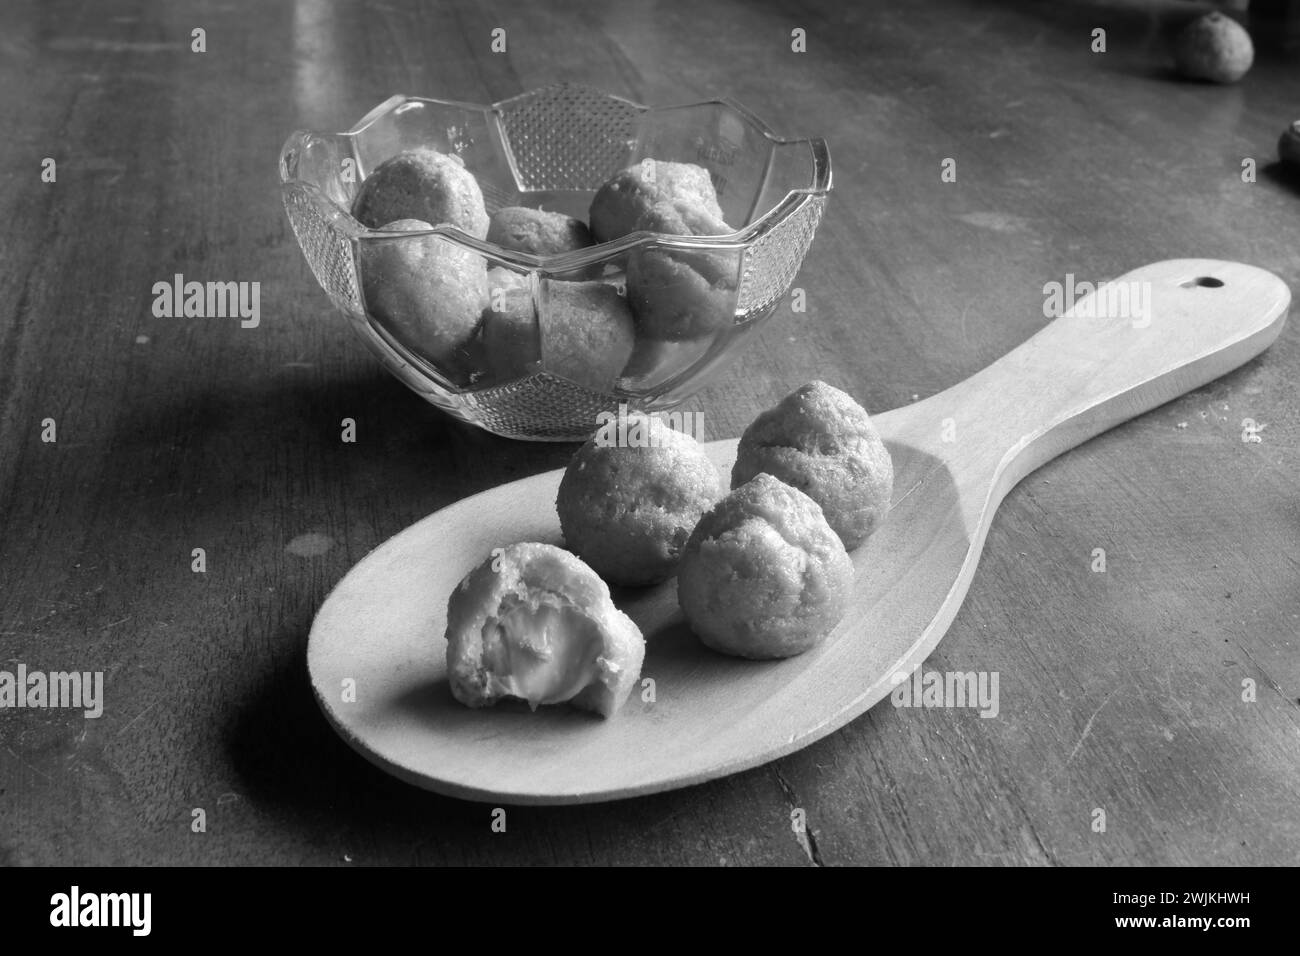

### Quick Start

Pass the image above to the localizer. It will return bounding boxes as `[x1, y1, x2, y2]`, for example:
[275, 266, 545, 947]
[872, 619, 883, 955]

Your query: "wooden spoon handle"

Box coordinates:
[917, 259, 1289, 497]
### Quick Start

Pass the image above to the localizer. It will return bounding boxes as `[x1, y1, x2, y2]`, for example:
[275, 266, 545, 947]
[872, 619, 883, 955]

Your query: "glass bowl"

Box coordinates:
[280, 84, 831, 441]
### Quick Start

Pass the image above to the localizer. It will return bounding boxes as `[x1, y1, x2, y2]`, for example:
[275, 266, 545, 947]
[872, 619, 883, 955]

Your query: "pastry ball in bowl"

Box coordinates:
[487, 206, 594, 256]
[481, 267, 536, 381]
[626, 198, 739, 341]
[732, 381, 893, 549]
[282, 89, 833, 440]
[557, 411, 724, 586]
[626, 253, 738, 342]
[588, 159, 725, 243]
[482, 275, 636, 391]
[678, 473, 853, 659]
[352, 147, 490, 238]
[359, 219, 489, 381]
[543, 281, 637, 392]
[635, 197, 731, 240]
[445, 542, 645, 718]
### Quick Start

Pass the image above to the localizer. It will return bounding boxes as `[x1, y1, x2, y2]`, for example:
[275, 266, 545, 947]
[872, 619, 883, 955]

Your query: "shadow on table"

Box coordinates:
[221, 639, 752, 864]
[110, 363, 575, 527]
[1261, 160, 1300, 197]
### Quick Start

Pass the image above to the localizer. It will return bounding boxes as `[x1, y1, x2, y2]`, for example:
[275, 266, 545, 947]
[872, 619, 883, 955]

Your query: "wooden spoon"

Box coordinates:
[308, 259, 1288, 804]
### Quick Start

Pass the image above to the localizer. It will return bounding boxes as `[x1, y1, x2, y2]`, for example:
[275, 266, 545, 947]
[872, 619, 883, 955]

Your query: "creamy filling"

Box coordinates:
[480, 593, 605, 708]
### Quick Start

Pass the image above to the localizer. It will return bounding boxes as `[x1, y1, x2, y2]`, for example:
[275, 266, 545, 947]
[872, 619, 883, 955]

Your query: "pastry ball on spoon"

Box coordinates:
[557, 411, 724, 586]
[445, 542, 645, 717]
[678, 473, 853, 659]
[732, 381, 893, 549]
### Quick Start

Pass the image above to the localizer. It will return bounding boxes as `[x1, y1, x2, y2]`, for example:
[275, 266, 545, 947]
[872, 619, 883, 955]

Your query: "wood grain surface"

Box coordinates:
[1, 0, 1298, 865]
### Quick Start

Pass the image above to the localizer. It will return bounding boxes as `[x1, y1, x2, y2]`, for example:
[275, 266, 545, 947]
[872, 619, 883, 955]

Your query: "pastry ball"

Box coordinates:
[619, 336, 712, 386]
[557, 411, 724, 586]
[445, 542, 645, 717]
[359, 219, 488, 381]
[540, 281, 636, 393]
[634, 198, 732, 240]
[488, 206, 594, 256]
[481, 267, 537, 381]
[623, 196, 737, 340]
[732, 381, 893, 550]
[625, 243, 738, 341]
[352, 148, 490, 238]
[589, 159, 725, 243]
[678, 473, 853, 659]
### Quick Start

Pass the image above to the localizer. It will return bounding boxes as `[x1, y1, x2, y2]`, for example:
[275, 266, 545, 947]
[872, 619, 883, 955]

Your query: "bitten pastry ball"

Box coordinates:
[732, 381, 893, 550]
[588, 160, 726, 243]
[488, 206, 594, 256]
[677, 473, 853, 659]
[445, 542, 645, 717]
[541, 281, 636, 392]
[359, 219, 488, 381]
[352, 148, 490, 238]
[557, 412, 724, 586]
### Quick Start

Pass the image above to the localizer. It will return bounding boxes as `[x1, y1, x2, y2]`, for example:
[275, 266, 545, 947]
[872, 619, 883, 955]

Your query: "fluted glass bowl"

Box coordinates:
[280, 84, 831, 440]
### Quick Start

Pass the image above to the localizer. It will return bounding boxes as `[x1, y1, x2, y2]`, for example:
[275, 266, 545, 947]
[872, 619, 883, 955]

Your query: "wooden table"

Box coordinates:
[1, 0, 1297, 866]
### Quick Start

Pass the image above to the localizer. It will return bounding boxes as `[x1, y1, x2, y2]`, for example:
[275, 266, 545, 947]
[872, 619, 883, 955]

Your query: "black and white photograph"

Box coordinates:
[0, 0, 1294, 924]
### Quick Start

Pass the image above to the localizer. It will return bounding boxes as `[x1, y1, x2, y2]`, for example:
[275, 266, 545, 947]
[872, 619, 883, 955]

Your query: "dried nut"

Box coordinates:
[1279, 121, 1300, 169]
[1172, 12, 1253, 84]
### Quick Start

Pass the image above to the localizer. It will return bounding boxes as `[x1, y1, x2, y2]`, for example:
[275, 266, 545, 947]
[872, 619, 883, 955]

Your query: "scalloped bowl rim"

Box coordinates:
[280, 87, 832, 273]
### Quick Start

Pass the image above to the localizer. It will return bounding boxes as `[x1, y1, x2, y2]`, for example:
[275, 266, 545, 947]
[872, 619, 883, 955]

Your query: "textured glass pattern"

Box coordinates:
[281, 86, 830, 441]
